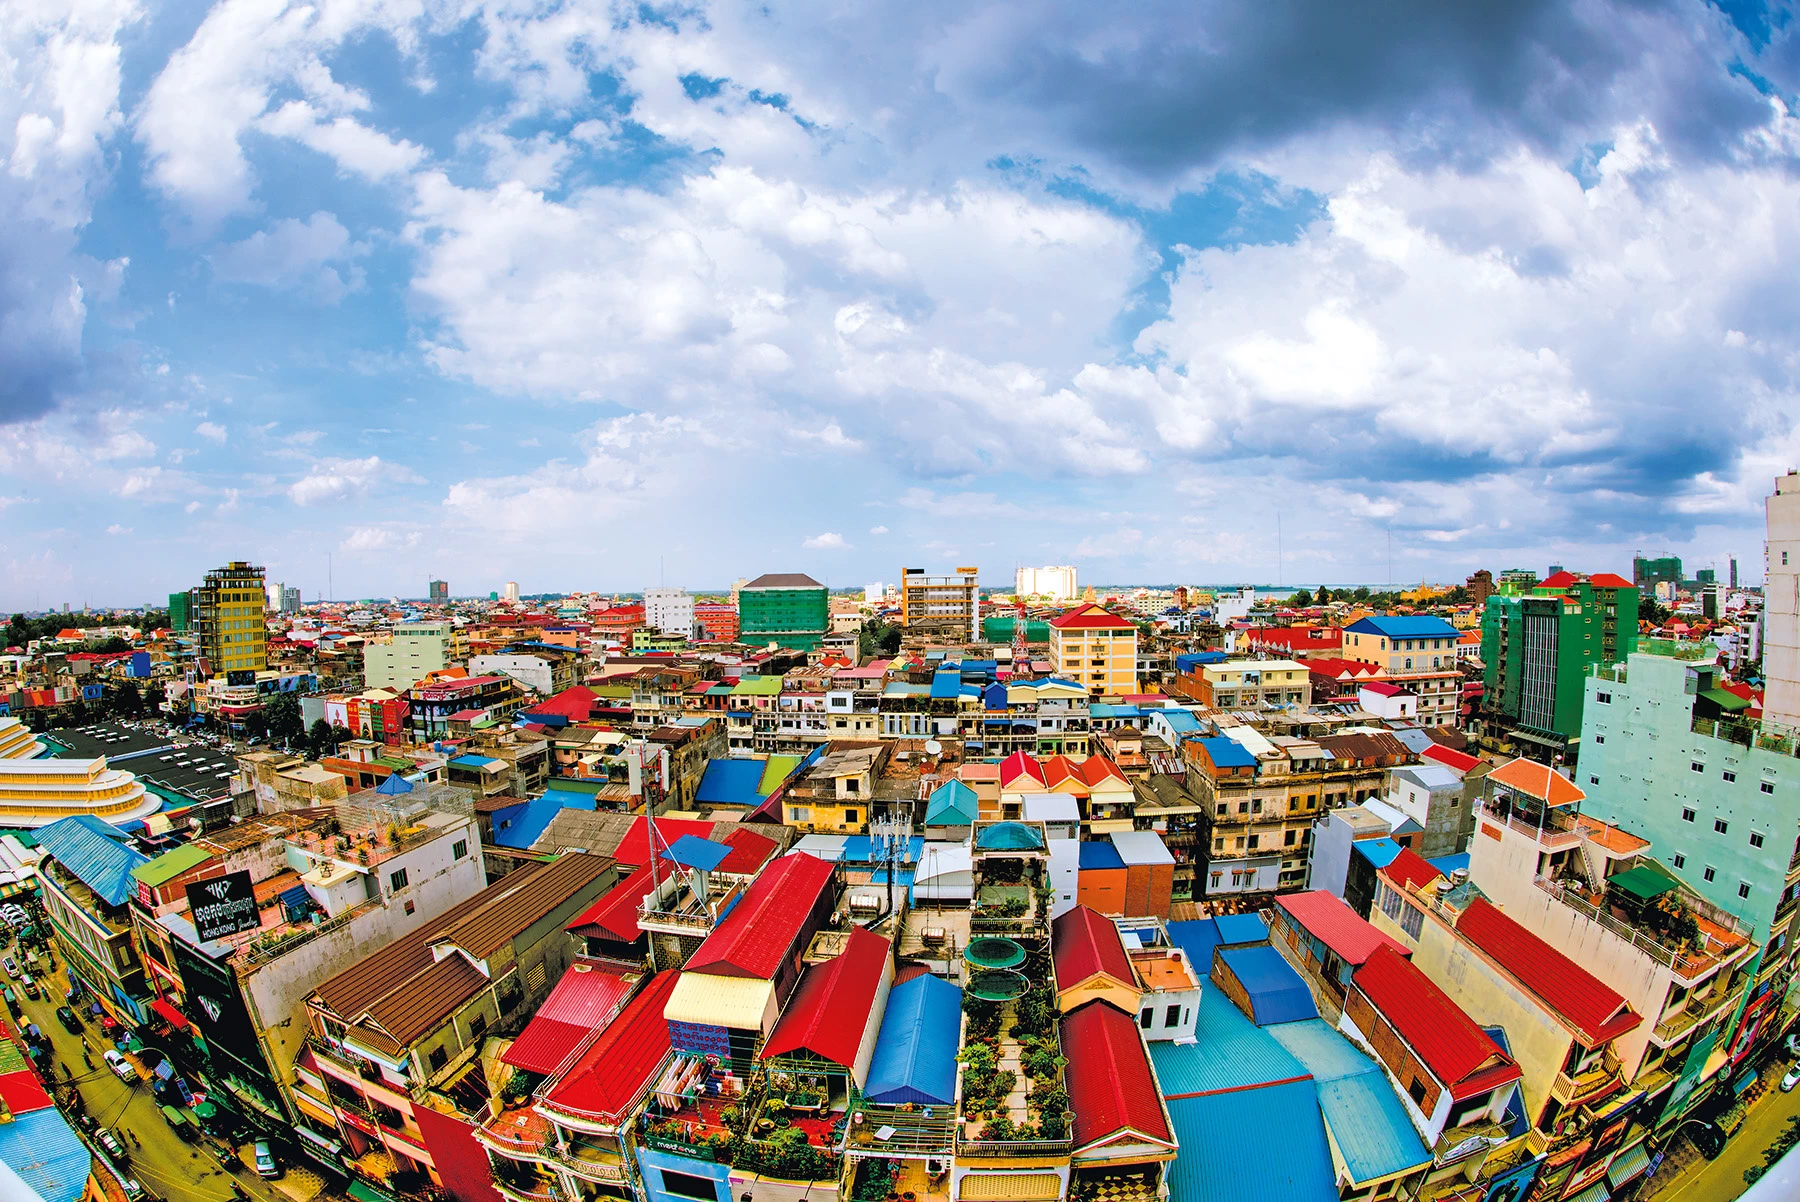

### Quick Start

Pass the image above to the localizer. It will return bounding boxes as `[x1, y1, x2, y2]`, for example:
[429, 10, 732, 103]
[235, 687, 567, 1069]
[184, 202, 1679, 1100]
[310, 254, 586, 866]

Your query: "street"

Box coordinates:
[1650, 1068, 1800, 1202]
[6, 938, 287, 1202]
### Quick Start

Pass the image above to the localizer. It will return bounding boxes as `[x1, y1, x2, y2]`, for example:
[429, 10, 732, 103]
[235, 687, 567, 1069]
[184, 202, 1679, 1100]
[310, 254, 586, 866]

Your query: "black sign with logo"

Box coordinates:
[226, 669, 256, 687]
[185, 871, 260, 942]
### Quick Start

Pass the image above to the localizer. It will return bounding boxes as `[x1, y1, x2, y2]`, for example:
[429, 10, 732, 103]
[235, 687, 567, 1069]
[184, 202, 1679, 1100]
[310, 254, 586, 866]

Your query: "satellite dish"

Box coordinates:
[925, 739, 942, 755]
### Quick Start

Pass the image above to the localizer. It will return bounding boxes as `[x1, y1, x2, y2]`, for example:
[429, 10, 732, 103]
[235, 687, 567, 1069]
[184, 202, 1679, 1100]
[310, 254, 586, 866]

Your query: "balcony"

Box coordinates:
[1535, 874, 1749, 982]
[492, 1174, 562, 1202]
[547, 1138, 628, 1183]
[1552, 1065, 1617, 1104]
[1654, 990, 1738, 1045]
[1432, 1120, 1513, 1168]
[1480, 801, 1582, 850]
[477, 1102, 553, 1159]
[956, 1135, 1074, 1159]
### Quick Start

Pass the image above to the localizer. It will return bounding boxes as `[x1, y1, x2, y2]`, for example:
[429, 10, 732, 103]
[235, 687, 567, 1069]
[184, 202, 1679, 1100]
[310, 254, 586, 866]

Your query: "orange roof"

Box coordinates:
[1487, 757, 1585, 807]
[1049, 603, 1136, 630]
[1575, 817, 1650, 856]
[1587, 573, 1633, 589]
[1079, 755, 1128, 788]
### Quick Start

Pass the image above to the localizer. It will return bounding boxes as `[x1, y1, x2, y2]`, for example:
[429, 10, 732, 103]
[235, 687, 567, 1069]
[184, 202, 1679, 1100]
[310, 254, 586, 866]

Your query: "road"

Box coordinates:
[6, 938, 286, 1202]
[1653, 1067, 1800, 1202]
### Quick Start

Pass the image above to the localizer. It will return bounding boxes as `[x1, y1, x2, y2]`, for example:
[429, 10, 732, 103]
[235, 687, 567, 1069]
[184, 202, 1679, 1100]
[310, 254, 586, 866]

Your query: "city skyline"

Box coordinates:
[3, 2, 1798, 605]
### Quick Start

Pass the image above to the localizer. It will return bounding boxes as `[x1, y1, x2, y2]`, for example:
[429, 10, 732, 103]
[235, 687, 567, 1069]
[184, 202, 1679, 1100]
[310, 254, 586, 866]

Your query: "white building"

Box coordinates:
[864, 581, 884, 604]
[643, 587, 694, 638]
[1015, 564, 1078, 601]
[504, 581, 520, 603]
[1767, 471, 1800, 730]
[363, 622, 455, 691]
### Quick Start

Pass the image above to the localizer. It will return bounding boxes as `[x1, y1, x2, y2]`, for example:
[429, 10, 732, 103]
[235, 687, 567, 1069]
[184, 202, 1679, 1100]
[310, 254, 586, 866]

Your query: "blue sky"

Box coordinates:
[4, 0, 1800, 606]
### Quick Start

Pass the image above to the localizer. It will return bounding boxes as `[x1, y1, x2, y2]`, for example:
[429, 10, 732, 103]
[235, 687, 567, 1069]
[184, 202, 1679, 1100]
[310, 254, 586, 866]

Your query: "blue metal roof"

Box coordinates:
[1429, 852, 1472, 877]
[0, 1106, 90, 1202]
[1352, 837, 1403, 869]
[983, 682, 1010, 709]
[1345, 616, 1459, 639]
[449, 754, 502, 768]
[865, 973, 961, 1105]
[1214, 912, 1269, 947]
[925, 780, 978, 827]
[1159, 710, 1204, 734]
[1164, 1081, 1339, 1202]
[696, 759, 765, 808]
[1266, 1019, 1378, 1083]
[1175, 651, 1229, 671]
[1148, 987, 1307, 1097]
[1219, 945, 1318, 1025]
[375, 773, 414, 794]
[35, 815, 147, 906]
[1195, 736, 1257, 768]
[667, 835, 732, 872]
[1316, 1072, 1433, 1183]
[929, 671, 962, 700]
[491, 792, 596, 850]
[1166, 919, 1221, 974]
[840, 835, 924, 865]
[1078, 841, 1125, 870]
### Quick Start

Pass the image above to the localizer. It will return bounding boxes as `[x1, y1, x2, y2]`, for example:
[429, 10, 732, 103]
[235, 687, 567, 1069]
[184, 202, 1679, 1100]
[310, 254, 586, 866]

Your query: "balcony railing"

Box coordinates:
[1433, 1120, 1512, 1168]
[957, 1134, 1074, 1158]
[1653, 989, 1737, 1044]
[1552, 1065, 1616, 1103]
[1535, 875, 1746, 980]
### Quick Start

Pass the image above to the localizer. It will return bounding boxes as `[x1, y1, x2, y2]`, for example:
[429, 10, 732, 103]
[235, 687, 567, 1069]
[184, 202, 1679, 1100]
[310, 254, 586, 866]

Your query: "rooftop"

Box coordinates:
[1454, 897, 1641, 1046]
[1352, 945, 1522, 1101]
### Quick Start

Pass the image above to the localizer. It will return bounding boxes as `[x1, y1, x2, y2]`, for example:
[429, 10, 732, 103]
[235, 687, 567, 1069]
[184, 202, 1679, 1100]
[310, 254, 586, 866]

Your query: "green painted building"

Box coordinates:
[1579, 642, 1799, 997]
[1480, 570, 1638, 757]
[737, 572, 828, 651]
[168, 590, 192, 632]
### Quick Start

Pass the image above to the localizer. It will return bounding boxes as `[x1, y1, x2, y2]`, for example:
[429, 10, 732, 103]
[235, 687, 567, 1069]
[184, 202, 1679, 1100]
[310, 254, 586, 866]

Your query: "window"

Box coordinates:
[1238, 802, 1250, 815]
[844, 808, 858, 824]
[1594, 734, 1604, 744]
[1285, 829, 1296, 846]
[1408, 1079, 1427, 1106]
[452, 839, 468, 860]
[1723, 770, 1737, 783]
[1235, 837, 1246, 850]
[1216, 803, 1228, 816]
[1715, 819, 1729, 834]
[404, 900, 415, 915]
[659, 1170, 720, 1202]
[1589, 775, 1600, 786]
[1140, 1009, 1153, 1029]
[1764, 782, 1776, 795]
[1165, 1004, 1181, 1027]
[1692, 761, 1705, 773]
[1673, 853, 1686, 869]
[389, 867, 409, 891]
[1704, 866, 1717, 882]
[1596, 691, 1611, 704]
[1740, 883, 1753, 899]
[1248, 835, 1260, 850]
[1252, 798, 1263, 813]
[1752, 832, 1766, 849]
[1213, 838, 1224, 852]
[1682, 808, 1695, 823]
[427, 1046, 448, 1073]
[468, 1012, 487, 1039]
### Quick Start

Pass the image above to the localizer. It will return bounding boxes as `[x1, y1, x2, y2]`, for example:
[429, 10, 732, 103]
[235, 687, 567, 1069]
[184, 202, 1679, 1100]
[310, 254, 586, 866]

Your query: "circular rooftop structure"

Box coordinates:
[964, 937, 1025, 970]
[975, 821, 1046, 852]
[966, 969, 1030, 1002]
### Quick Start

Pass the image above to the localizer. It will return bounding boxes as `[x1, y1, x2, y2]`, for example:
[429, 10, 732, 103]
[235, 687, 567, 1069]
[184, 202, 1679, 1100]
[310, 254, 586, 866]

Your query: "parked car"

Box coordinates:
[55, 1006, 80, 1033]
[1786, 1031, 1800, 1057]
[1, 985, 16, 1015]
[2, 956, 16, 979]
[96, 1128, 126, 1160]
[20, 974, 37, 999]
[1783, 1064, 1800, 1093]
[102, 1049, 136, 1084]
[252, 1140, 281, 1179]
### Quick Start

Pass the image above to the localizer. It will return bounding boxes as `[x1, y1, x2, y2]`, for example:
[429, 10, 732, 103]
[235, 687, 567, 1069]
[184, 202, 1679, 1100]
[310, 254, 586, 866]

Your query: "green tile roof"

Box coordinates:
[131, 842, 214, 886]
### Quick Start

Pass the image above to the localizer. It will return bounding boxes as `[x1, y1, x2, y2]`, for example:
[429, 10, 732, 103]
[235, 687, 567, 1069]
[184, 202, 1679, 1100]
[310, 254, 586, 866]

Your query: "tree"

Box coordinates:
[306, 719, 335, 758]
[112, 682, 143, 719]
[96, 636, 131, 654]
[1287, 589, 1313, 607]
[5, 614, 29, 649]
[1352, 586, 1371, 601]
[1639, 598, 1671, 628]
[264, 693, 304, 746]
[1315, 585, 1333, 604]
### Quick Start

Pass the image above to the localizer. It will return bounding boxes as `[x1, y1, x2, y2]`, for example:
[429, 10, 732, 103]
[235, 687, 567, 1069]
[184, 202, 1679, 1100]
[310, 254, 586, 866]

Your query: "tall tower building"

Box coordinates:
[194, 561, 267, 676]
[429, 579, 449, 603]
[504, 581, 520, 603]
[1767, 473, 1800, 730]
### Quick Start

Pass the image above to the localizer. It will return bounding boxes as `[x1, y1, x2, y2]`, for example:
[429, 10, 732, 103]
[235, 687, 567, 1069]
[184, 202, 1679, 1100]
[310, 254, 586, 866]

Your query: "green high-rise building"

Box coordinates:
[1479, 570, 1638, 759]
[168, 591, 192, 632]
[737, 572, 828, 651]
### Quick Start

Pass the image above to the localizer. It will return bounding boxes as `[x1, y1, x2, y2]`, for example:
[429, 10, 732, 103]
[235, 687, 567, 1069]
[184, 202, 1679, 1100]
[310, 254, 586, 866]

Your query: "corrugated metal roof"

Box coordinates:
[1164, 1081, 1339, 1202]
[132, 841, 214, 886]
[1194, 736, 1256, 768]
[1218, 946, 1318, 1026]
[664, 971, 776, 1030]
[1213, 912, 1269, 946]
[1275, 891, 1409, 966]
[1079, 841, 1125, 870]
[1063, 999, 1173, 1150]
[761, 926, 889, 1068]
[36, 814, 148, 906]
[1109, 830, 1175, 866]
[685, 853, 834, 979]
[865, 972, 961, 1105]
[566, 865, 657, 942]
[543, 971, 680, 1120]
[1149, 987, 1308, 1098]
[925, 780, 978, 826]
[1054, 905, 1135, 993]
[1352, 945, 1521, 1101]
[1456, 898, 1641, 1045]
[503, 958, 637, 1075]
[1266, 1019, 1381, 1083]
[1345, 616, 1459, 638]
[1317, 1072, 1433, 1183]
[696, 759, 765, 807]
[0, 1107, 90, 1202]
[1351, 837, 1402, 869]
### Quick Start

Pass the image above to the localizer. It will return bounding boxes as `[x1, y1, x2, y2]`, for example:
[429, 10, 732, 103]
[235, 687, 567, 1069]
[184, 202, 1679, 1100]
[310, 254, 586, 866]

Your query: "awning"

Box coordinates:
[1609, 866, 1678, 901]
[348, 1183, 395, 1202]
[1606, 1142, 1651, 1188]
[151, 998, 189, 1030]
[663, 972, 777, 1033]
[1563, 1181, 1610, 1202]
[1699, 687, 1751, 712]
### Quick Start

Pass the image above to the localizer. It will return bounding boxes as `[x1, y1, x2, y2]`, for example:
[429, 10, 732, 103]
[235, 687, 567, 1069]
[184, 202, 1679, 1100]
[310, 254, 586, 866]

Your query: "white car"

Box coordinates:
[1782, 1065, 1800, 1093]
[102, 1049, 136, 1083]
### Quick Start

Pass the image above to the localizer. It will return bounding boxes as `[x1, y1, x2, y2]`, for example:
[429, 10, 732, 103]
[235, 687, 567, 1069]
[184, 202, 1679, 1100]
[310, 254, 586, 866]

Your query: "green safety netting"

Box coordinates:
[964, 937, 1025, 970]
[966, 970, 1030, 1002]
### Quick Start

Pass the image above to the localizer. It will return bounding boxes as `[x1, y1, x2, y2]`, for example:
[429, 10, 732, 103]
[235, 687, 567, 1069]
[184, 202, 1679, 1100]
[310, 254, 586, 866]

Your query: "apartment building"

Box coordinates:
[298, 854, 615, 1201]
[364, 622, 459, 691]
[1768, 471, 1800, 728]
[1016, 564, 1078, 601]
[194, 560, 268, 675]
[410, 674, 527, 738]
[1048, 603, 1138, 695]
[644, 587, 695, 638]
[1174, 658, 1308, 709]
[35, 815, 152, 1027]
[898, 566, 981, 641]
[471, 644, 583, 697]
[1342, 616, 1463, 727]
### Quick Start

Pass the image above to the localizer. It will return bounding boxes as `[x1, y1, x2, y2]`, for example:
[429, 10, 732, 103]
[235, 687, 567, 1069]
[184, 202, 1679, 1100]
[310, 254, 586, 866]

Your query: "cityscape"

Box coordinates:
[10, 4, 1800, 1202]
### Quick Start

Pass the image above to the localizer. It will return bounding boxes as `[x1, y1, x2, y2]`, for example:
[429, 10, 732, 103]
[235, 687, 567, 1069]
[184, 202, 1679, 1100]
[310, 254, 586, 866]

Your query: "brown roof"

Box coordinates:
[475, 794, 527, 814]
[743, 573, 823, 589]
[357, 953, 491, 1054]
[1316, 731, 1412, 764]
[437, 852, 615, 959]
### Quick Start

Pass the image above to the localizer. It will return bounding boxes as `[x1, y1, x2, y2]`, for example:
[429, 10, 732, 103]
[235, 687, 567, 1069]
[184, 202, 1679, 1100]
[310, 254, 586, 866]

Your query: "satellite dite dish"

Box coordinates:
[925, 740, 942, 755]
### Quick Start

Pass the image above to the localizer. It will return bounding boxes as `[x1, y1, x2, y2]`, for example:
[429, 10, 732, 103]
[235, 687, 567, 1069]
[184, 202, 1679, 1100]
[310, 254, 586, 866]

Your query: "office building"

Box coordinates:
[282, 585, 301, 614]
[1768, 471, 1800, 730]
[737, 572, 829, 650]
[1477, 571, 1637, 758]
[504, 581, 520, 603]
[1017, 564, 1079, 601]
[192, 560, 268, 675]
[429, 578, 449, 602]
[899, 566, 980, 640]
[643, 586, 695, 638]
[363, 622, 457, 691]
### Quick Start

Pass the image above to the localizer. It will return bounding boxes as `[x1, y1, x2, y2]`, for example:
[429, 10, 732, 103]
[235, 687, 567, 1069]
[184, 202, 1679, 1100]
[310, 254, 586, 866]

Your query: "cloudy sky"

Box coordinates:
[3, 0, 1799, 606]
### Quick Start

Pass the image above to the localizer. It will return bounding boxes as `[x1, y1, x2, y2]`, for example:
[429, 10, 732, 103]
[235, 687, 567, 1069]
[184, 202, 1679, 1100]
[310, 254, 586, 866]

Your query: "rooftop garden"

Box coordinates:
[640, 1060, 844, 1183]
[957, 942, 1070, 1145]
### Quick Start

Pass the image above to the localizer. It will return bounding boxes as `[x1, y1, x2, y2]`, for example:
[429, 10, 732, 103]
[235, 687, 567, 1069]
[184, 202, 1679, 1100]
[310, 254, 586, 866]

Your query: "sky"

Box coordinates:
[4, 0, 1800, 606]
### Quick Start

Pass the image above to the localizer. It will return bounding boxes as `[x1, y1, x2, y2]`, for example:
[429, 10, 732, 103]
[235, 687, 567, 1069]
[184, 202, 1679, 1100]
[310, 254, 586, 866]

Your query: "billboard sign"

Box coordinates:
[185, 871, 260, 942]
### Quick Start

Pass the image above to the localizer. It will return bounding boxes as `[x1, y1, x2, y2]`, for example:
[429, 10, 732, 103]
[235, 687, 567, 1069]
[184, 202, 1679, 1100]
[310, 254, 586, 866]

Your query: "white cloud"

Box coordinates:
[211, 212, 363, 303]
[289, 456, 421, 506]
[105, 523, 131, 535]
[869, 525, 889, 535]
[803, 532, 850, 550]
[194, 421, 227, 443]
[342, 526, 423, 552]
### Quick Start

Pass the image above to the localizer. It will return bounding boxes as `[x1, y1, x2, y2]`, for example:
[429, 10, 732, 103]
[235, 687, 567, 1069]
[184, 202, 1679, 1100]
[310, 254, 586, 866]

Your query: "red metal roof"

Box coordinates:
[1422, 745, 1483, 775]
[715, 826, 777, 876]
[1301, 657, 1382, 679]
[1275, 891, 1410, 966]
[1049, 603, 1136, 630]
[614, 816, 717, 870]
[1487, 758, 1585, 807]
[524, 685, 598, 720]
[760, 926, 890, 1068]
[999, 750, 1046, 789]
[1455, 898, 1641, 1046]
[541, 971, 681, 1120]
[685, 853, 836, 979]
[1539, 571, 1580, 588]
[1587, 573, 1633, 589]
[1061, 1000, 1172, 1148]
[1360, 681, 1407, 697]
[566, 865, 658, 943]
[1352, 945, 1521, 1101]
[1383, 847, 1444, 892]
[503, 959, 638, 1075]
[1053, 905, 1136, 992]
[1078, 755, 1127, 788]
